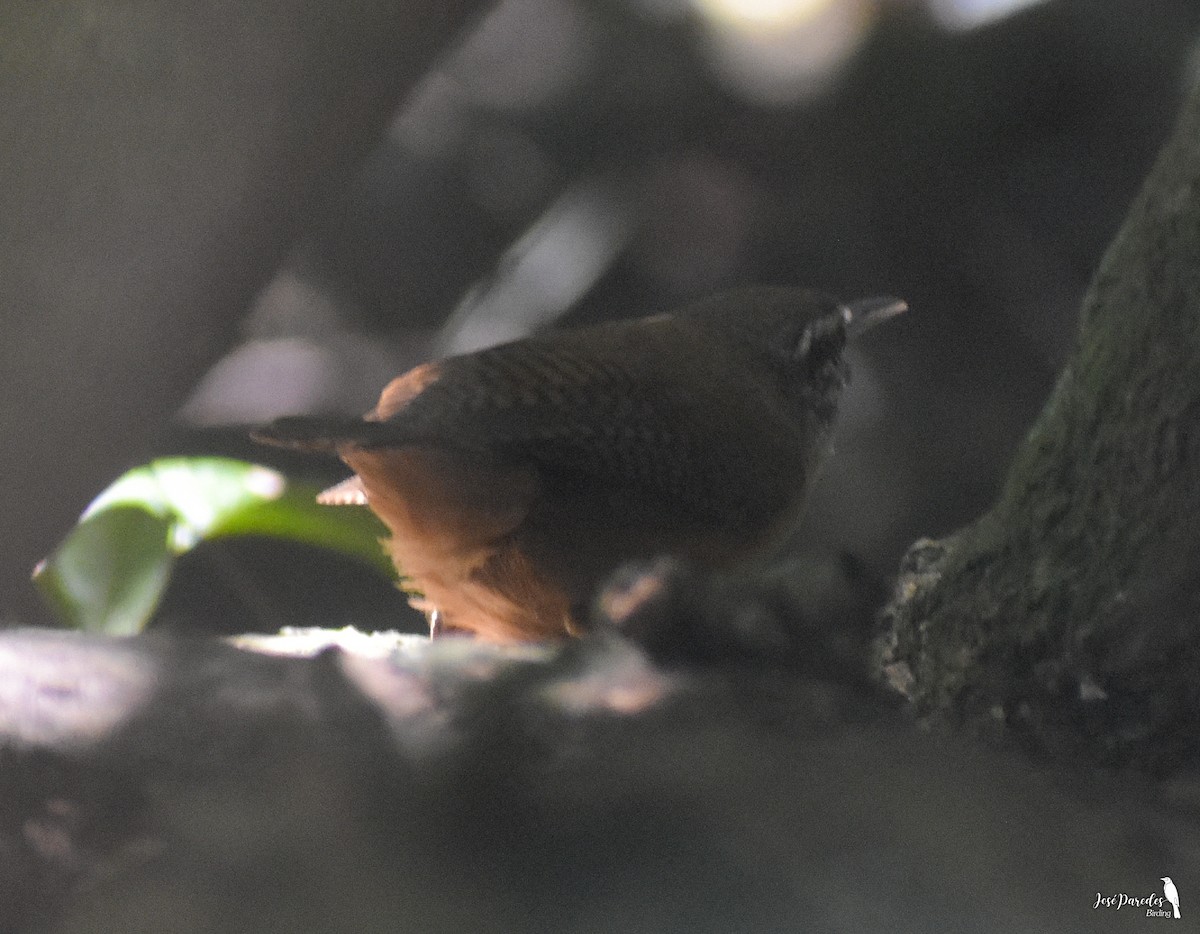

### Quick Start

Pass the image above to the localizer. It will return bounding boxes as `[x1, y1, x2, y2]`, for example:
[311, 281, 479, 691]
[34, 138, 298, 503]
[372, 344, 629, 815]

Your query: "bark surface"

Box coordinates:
[880, 81, 1200, 773]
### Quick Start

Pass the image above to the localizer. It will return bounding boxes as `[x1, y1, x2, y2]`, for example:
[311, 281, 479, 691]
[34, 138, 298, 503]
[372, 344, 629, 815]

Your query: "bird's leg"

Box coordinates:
[428, 609, 442, 640]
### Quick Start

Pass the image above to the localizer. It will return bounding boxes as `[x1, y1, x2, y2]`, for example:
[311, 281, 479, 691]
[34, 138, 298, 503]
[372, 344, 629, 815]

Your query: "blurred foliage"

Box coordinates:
[34, 458, 392, 634]
[12, 0, 1198, 634]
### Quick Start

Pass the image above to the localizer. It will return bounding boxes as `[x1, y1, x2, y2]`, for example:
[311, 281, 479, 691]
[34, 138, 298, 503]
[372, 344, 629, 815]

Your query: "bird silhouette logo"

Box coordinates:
[1162, 877, 1181, 919]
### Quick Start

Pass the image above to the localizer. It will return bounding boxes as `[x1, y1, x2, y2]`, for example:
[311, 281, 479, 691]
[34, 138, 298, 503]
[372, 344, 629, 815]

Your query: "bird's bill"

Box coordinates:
[844, 296, 908, 338]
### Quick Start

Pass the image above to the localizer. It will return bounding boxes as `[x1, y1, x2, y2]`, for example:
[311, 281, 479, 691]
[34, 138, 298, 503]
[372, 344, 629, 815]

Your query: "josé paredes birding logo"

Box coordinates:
[1093, 877, 1181, 919]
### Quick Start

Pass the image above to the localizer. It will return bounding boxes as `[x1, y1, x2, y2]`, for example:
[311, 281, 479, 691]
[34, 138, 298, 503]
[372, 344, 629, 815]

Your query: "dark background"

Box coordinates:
[4, 0, 1198, 632]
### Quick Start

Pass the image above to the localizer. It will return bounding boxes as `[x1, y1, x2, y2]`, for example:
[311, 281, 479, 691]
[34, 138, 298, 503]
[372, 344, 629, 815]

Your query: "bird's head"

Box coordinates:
[684, 285, 906, 429]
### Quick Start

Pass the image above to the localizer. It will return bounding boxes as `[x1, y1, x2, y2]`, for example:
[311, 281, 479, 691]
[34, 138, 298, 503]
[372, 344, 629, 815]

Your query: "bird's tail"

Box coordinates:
[1173, 904, 1180, 919]
[251, 415, 399, 452]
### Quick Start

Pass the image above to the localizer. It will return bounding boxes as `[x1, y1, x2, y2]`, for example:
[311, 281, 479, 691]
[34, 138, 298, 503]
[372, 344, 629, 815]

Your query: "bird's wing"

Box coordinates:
[401, 323, 806, 519]
[253, 321, 676, 457]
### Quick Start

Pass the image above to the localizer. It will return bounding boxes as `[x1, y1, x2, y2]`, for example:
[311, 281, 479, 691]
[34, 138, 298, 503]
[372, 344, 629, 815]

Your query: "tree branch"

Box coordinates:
[880, 79, 1200, 772]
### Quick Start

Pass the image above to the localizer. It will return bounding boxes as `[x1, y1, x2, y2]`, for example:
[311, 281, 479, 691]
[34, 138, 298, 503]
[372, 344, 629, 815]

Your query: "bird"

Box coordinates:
[253, 287, 905, 643]
[1162, 877, 1180, 918]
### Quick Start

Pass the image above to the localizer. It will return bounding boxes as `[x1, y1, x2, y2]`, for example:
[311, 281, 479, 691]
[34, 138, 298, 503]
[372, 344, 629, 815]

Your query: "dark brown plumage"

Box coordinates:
[253, 287, 905, 642]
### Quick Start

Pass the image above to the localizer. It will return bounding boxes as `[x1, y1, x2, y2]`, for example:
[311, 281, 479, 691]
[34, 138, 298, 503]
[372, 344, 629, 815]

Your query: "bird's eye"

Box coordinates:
[793, 312, 848, 364]
[794, 328, 813, 359]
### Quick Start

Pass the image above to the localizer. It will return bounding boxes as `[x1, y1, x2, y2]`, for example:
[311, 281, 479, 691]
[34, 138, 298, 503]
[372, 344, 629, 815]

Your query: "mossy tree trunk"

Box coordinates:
[880, 80, 1200, 774]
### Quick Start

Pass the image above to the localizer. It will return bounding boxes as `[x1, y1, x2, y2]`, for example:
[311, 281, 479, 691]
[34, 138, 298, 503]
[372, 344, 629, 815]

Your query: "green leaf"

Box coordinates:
[34, 506, 174, 635]
[34, 457, 394, 634]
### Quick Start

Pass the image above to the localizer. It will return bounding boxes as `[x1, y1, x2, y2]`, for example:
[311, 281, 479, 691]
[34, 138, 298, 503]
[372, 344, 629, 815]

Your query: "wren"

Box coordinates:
[253, 287, 905, 642]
